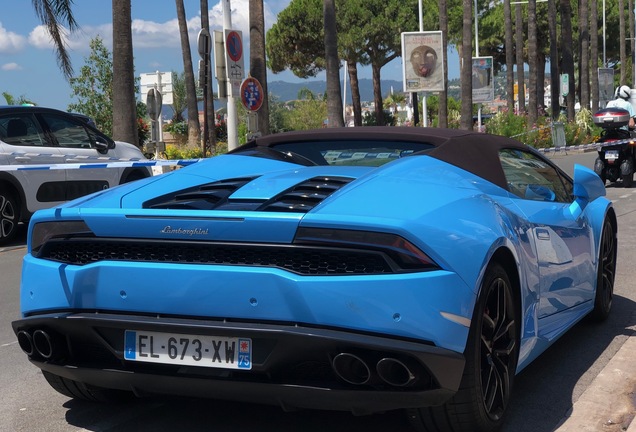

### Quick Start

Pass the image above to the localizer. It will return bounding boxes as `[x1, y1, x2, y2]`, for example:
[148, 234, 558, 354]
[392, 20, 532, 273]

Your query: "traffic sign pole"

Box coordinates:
[223, 0, 238, 151]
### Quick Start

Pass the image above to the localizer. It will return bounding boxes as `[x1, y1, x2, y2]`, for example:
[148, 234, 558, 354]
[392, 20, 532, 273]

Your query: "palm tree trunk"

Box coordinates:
[548, 0, 559, 119]
[347, 61, 363, 126]
[201, 0, 216, 154]
[560, 0, 575, 121]
[630, 0, 635, 85]
[504, 0, 515, 113]
[112, 0, 138, 146]
[460, 0, 473, 130]
[528, 0, 537, 125]
[515, 3, 525, 114]
[439, 0, 448, 128]
[176, 0, 201, 147]
[249, 0, 270, 135]
[372, 62, 385, 126]
[537, 52, 546, 113]
[324, 0, 344, 127]
[619, 0, 626, 83]
[590, 0, 599, 112]
[579, 0, 590, 111]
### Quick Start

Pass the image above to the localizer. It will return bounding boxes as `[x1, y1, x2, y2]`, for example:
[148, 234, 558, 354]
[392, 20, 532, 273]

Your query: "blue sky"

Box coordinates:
[0, 0, 459, 110]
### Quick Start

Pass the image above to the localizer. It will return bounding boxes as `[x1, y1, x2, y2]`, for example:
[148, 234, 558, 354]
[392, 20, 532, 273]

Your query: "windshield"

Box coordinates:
[270, 140, 435, 167]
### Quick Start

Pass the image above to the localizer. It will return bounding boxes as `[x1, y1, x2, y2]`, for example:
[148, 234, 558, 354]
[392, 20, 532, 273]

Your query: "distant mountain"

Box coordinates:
[268, 78, 405, 103]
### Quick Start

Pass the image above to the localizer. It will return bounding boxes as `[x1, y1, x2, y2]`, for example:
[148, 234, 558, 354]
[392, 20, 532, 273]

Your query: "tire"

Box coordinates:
[590, 218, 617, 321]
[122, 170, 147, 184]
[42, 370, 132, 403]
[408, 263, 519, 432]
[622, 173, 633, 188]
[0, 189, 19, 245]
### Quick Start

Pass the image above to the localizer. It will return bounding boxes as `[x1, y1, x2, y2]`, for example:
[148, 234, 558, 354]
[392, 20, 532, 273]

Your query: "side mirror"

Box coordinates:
[573, 164, 605, 202]
[568, 164, 606, 219]
[93, 135, 112, 154]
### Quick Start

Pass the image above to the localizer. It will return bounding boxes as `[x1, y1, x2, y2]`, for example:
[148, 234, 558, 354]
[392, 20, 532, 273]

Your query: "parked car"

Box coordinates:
[0, 105, 152, 244]
[12, 127, 616, 432]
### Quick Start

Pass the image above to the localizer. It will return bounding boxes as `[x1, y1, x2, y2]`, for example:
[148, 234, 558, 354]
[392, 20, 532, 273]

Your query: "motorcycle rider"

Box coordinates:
[606, 85, 635, 130]
[595, 85, 636, 187]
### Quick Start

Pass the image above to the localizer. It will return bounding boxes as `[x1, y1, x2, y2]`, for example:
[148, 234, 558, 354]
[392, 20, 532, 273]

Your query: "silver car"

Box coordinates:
[0, 106, 152, 244]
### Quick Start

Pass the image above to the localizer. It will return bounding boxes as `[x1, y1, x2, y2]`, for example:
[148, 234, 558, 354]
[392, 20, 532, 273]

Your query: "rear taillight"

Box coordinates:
[293, 227, 439, 271]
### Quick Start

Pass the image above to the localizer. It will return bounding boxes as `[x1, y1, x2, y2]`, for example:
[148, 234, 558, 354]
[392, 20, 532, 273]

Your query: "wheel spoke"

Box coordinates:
[480, 273, 516, 420]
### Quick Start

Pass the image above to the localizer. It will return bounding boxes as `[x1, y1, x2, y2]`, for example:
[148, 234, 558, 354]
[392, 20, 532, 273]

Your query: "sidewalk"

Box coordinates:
[554, 334, 636, 431]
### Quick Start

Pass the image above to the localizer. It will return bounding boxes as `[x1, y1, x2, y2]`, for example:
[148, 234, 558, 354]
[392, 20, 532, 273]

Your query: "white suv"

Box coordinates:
[0, 106, 152, 244]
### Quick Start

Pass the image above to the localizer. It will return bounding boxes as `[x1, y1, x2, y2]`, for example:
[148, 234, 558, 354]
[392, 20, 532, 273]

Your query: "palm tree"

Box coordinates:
[460, 0, 473, 130]
[32, 0, 78, 80]
[249, 0, 271, 135]
[176, 0, 201, 147]
[112, 0, 138, 146]
[590, 0, 599, 112]
[504, 0, 515, 113]
[527, 0, 537, 125]
[579, 0, 590, 112]
[201, 0, 217, 153]
[548, 0, 559, 119]
[323, 0, 344, 127]
[515, 4, 525, 114]
[438, 0, 448, 128]
[619, 0, 626, 84]
[560, 0, 575, 120]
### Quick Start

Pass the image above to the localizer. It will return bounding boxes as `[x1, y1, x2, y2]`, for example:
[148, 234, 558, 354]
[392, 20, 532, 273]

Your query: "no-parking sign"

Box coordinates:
[240, 77, 264, 111]
[225, 30, 244, 83]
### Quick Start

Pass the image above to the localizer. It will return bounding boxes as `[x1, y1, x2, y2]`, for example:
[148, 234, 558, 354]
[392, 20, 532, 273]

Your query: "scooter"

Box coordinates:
[593, 107, 636, 187]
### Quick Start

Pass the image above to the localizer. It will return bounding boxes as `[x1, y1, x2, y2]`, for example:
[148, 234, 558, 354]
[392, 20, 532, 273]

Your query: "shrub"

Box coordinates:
[163, 144, 203, 160]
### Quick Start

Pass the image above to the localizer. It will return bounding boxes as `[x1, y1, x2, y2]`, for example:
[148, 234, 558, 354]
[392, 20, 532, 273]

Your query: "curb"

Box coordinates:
[554, 334, 636, 431]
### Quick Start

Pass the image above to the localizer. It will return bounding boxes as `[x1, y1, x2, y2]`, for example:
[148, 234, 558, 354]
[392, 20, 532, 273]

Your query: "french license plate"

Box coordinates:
[605, 150, 619, 161]
[124, 330, 252, 370]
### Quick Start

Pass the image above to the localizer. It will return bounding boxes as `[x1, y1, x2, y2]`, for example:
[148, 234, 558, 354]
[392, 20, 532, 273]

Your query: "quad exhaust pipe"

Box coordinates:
[331, 352, 417, 388]
[16, 329, 61, 360]
[32, 329, 55, 359]
[376, 357, 416, 387]
[332, 353, 371, 385]
[17, 330, 34, 356]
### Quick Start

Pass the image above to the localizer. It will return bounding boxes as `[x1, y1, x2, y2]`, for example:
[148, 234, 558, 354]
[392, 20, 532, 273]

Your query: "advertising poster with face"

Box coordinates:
[401, 31, 444, 92]
[472, 57, 494, 103]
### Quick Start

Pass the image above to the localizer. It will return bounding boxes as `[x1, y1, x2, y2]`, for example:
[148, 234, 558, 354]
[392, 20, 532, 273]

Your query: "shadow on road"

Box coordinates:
[55, 295, 636, 432]
[502, 294, 636, 432]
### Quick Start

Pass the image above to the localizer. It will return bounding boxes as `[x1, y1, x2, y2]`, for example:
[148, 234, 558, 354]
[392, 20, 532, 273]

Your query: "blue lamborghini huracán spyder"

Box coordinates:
[12, 127, 616, 432]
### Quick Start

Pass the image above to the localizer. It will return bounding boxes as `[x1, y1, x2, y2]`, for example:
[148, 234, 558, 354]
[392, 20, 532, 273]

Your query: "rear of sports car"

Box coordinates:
[12, 152, 509, 414]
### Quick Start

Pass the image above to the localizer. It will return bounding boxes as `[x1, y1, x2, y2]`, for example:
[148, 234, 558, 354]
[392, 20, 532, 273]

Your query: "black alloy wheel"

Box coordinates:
[591, 219, 616, 321]
[0, 190, 18, 244]
[408, 262, 519, 432]
[477, 265, 518, 423]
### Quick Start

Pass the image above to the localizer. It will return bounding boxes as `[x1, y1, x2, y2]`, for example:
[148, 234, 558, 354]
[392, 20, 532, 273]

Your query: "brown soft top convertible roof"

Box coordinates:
[231, 127, 549, 190]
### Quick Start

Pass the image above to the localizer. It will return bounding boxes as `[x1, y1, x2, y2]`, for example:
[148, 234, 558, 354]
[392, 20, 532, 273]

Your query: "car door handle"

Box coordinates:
[14, 156, 31, 162]
[536, 228, 550, 240]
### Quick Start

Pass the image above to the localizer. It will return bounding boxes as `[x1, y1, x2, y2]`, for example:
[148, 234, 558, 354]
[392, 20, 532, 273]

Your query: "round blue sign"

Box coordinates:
[226, 31, 242, 62]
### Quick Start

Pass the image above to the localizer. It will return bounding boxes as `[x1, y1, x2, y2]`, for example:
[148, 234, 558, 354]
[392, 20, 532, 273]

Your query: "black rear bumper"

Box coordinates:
[12, 312, 465, 414]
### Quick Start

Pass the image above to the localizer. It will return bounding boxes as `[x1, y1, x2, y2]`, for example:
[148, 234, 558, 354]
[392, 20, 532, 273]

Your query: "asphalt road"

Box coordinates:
[1, 150, 635, 432]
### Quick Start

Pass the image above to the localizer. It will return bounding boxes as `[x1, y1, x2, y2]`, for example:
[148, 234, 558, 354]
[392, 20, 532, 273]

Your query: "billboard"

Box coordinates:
[472, 57, 494, 103]
[401, 31, 444, 92]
